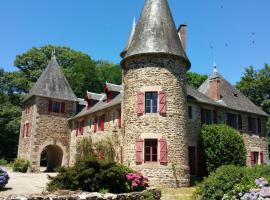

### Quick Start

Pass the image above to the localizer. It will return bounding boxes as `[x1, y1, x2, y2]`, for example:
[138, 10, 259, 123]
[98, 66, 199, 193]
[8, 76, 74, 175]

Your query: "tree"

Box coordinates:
[13, 45, 123, 97]
[200, 124, 247, 174]
[187, 72, 207, 89]
[236, 64, 270, 132]
[0, 69, 22, 161]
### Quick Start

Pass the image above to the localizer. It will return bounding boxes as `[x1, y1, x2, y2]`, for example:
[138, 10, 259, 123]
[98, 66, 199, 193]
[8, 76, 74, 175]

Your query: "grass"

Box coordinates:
[160, 187, 197, 200]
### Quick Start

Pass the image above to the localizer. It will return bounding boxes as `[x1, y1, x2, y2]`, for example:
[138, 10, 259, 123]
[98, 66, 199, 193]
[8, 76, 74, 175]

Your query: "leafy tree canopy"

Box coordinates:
[187, 71, 207, 89]
[236, 64, 270, 132]
[13, 45, 122, 97]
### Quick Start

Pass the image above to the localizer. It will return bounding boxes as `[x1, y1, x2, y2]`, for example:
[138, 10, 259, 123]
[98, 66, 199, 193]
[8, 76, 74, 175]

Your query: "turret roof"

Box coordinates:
[24, 54, 77, 102]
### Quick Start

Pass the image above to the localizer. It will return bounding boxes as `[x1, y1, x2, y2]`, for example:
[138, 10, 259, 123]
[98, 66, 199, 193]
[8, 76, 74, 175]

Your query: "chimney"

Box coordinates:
[178, 24, 187, 51]
[209, 79, 221, 101]
[209, 66, 221, 101]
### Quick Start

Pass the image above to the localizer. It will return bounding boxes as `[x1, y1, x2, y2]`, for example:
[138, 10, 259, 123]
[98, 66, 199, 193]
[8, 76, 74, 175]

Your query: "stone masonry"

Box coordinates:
[121, 55, 190, 187]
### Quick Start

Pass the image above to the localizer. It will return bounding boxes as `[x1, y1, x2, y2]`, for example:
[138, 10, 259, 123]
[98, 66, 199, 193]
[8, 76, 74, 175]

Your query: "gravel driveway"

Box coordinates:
[0, 167, 57, 198]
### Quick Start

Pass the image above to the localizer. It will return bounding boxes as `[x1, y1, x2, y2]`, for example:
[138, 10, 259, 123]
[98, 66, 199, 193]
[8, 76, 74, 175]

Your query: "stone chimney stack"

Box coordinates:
[178, 24, 187, 51]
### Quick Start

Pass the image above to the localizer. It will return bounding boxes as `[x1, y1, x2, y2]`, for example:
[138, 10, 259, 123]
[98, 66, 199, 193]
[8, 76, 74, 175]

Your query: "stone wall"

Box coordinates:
[69, 104, 123, 166]
[17, 97, 36, 160]
[18, 96, 76, 172]
[2, 189, 161, 200]
[122, 54, 190, 187]
[186, 100, 268, 174]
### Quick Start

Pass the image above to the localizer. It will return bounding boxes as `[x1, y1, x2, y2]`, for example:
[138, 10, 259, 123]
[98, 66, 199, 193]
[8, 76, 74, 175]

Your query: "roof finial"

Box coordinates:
[133, 17, 136, 27]
[51, 48, 56, 60]
[213, 62, 218, 73]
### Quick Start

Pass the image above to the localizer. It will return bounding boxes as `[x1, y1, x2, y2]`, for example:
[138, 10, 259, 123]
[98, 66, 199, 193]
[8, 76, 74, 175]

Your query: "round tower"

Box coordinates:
[120, 0, 191, 187]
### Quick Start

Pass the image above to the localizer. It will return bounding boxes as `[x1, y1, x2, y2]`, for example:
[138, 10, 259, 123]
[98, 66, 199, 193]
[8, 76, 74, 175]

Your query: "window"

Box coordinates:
[145, 92, 158, 114]
[22, 122, 30, 138]
[88, 118, 92, 128]
[79, 121, 85, 135]
[188, 106, 193, 119]
[227, 113, 238, 129]
[144, 139, 158, 162]
[48, 100, 65, 113]
[52, 102, 61, 113]
[98, 115, 105, 131]
[248, 116, 257, 134]
[112, 111, 118, 123]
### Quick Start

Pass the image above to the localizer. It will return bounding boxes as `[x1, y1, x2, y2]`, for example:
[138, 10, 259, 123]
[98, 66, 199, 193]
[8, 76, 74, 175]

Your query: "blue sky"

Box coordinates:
[0, 0, 269, 84]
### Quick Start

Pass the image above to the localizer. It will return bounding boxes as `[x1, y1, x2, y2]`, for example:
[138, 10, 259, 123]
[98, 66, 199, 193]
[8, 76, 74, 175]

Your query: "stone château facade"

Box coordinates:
[17, 0, 269, 187]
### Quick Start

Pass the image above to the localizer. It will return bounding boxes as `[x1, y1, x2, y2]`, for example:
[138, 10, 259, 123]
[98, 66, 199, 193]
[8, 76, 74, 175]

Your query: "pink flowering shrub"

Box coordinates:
[126, 172, 149, 191]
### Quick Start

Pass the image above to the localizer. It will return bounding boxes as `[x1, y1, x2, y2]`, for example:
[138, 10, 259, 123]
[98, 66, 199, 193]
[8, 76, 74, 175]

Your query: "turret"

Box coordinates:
[17, 52, 77, 172]
[121, 0, 191, 187]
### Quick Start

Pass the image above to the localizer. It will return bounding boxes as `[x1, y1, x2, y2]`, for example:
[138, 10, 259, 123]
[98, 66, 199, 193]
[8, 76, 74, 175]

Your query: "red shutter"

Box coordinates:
[257, 118, 262, 134]
[201, 109, 205, 125]
[101, 115, 105, 131]
[250, 152, 255, 166]
[238, 114, 243, 132]
[135, 139, 144, 164]
[260, 152, 264, 164]
[48, 100, 53, 112]
[213, 110, 218, 123]
[61, 102, 65, 113]
[26, 123, 29, 137]
[159, 139, 168, 165]
[120, 146, 123, 164]
[80, 121, 85, 135]
[93, 117, 97, 133]
[159, 91, 167, 115]
[137, 92, 145, 115]
[118, 109, 122, 128]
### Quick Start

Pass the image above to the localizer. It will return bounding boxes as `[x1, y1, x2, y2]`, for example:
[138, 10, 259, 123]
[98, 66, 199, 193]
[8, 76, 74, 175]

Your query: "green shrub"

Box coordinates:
[195, 165, 245, 200]
[195, 165, 270, 200]
[0, 158, 7, 166]
[12, 158, 29, 173]
[47, 156, 134, 193]
[76, 137, 116, 162]
[143, 191, 154, 200]
[200, 124, 246, 173]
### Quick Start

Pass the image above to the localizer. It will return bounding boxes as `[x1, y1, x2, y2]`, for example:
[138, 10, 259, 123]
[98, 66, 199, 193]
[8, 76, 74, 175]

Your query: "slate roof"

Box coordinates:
[121, 18, 136, 58]
[187, 85, 221, 107]
[24, 55, 77, 102]
[198, 71, 268, 116]
[71, 93, 122, 120]
[121, 0, 190, 69]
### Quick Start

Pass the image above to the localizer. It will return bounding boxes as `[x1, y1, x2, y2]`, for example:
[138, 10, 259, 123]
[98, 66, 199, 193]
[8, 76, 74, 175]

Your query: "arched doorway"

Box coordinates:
[40, 145, 63, 172]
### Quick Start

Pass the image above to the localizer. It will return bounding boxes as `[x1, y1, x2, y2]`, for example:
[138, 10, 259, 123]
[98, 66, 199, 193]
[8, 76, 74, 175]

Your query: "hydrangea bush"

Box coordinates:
[126, 172, 149, 191]
[223, 177, 270, 200]
[0, 168, 9, 190]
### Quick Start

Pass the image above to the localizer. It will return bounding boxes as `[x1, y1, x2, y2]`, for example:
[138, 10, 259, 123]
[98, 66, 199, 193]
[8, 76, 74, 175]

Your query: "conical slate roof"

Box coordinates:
[122, 0, 190, 68]
[23, 55, 77, 102]
[120, 18, 136, 58]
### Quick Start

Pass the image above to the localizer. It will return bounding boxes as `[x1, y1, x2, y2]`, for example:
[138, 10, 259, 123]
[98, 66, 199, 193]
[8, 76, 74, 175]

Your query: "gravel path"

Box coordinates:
[0, 167, 57, 198]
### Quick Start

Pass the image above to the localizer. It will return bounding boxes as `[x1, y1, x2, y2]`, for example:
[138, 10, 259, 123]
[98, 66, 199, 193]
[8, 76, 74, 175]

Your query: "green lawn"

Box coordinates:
[160, 187, 197, 200]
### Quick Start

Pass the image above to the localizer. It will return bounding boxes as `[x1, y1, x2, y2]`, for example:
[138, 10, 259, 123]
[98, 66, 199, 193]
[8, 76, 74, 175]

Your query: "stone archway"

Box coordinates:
[40, 145, 63, 172]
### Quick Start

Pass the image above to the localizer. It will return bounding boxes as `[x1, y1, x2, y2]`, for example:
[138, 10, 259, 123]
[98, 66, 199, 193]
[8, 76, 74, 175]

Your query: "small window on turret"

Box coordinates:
[52, 102, 61, 113]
